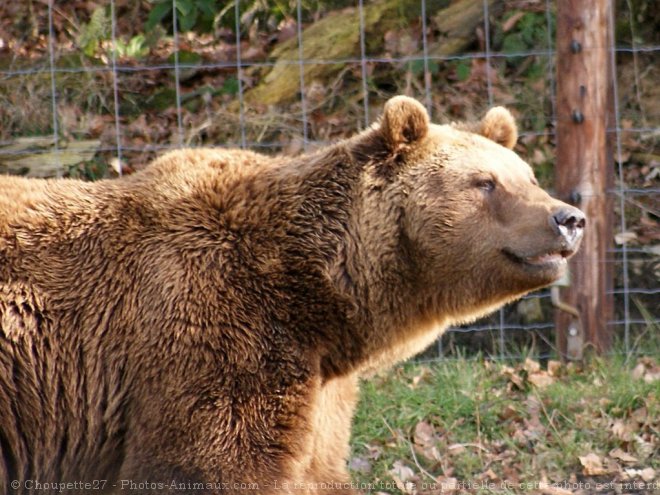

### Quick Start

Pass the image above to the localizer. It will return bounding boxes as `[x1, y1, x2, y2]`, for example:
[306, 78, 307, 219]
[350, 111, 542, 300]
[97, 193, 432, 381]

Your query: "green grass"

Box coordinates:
[350, 353, 660, 494]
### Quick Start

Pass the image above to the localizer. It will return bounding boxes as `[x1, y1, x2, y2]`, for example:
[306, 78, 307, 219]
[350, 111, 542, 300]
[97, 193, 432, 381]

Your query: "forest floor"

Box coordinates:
[351, 353, 660, 494]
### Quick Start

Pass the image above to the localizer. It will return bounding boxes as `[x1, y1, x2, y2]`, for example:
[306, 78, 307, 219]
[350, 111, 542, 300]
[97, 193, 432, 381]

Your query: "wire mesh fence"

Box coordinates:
[0, 0, 657, 361]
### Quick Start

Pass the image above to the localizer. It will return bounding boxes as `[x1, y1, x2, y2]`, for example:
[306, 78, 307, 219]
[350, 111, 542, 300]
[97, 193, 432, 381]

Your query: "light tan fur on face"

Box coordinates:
[0, 96, 582, 493]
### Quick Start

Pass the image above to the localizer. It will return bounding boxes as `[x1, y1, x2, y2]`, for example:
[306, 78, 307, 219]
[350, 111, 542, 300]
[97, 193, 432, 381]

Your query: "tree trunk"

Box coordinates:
[555, 0, 614, 358]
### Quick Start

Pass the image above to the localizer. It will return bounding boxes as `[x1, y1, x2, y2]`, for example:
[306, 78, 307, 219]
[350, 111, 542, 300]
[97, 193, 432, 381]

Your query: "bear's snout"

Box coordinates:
[550, 206, 586, 252]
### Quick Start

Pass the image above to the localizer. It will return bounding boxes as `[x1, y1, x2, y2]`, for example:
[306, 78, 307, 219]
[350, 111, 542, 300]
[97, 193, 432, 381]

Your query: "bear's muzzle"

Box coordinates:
[550, 205, 586, 253]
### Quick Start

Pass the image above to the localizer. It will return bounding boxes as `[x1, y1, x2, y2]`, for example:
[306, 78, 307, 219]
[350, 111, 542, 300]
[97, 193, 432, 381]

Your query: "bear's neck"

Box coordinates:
[257, 144, 371, 377]
[261, 139, 435, 378]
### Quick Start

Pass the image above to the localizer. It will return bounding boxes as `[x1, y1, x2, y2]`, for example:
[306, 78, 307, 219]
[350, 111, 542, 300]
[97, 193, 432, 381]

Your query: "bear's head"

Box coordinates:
[359, 96, 585, 323]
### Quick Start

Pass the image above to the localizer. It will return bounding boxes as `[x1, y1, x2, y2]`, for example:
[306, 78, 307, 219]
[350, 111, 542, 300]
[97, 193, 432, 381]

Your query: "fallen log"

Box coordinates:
[0, 137, 100, 177]
[245, 0, 498, 106]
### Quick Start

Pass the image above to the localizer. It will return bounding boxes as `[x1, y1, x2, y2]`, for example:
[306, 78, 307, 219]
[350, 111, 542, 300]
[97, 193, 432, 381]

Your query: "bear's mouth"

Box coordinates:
[502, 248, 574, 271]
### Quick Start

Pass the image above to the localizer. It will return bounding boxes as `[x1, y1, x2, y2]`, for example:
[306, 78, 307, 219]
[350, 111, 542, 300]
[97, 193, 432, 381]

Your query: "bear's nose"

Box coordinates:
[551, 206, 586, 247]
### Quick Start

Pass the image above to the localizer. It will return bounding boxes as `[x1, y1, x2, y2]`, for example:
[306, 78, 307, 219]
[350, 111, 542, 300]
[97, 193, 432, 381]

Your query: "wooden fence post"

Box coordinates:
[554, 0, 615, 358]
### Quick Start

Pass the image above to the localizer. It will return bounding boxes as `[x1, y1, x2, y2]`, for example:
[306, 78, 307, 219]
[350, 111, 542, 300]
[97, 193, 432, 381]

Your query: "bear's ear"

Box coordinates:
[480, 107, 518, 149]
[380, 96, 430, 152]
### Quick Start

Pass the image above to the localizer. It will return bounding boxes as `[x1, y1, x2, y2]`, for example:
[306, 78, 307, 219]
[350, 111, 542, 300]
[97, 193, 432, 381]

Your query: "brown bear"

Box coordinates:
[0, 96, 584, 494]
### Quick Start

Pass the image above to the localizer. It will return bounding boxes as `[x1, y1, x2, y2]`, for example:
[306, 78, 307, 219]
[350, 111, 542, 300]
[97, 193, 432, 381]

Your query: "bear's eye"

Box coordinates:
[475, 178, 496, 192]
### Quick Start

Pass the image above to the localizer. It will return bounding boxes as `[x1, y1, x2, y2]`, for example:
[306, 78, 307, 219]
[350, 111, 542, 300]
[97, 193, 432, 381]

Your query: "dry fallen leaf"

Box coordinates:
[579, 453, 608, 475]
[640, 467, 656, 482]
[528, 371, 555, 388]
[447, 443, 467, 455]
[414, 420, 436, 445]
[540, 483, 573, 495]
[499, 404, 520, 421]
[501, 365, 525, 389]
[413, 420, 442, 461]
[547, 360, 562, 377]
[391, 476, 416, 494]
[609, 448, 638, 464]
[524, 358, 541, 374]
[436, 476, 459, 494]
[389, 460, 415, 483]
[624, 467, 656, 482]
[611, 419, 635, 441]
[631, 357, 660, 383]
[348, 456, 372, 474]
[631, 407, 648, 424]
[634, 434, 654, 459]
[482, 468, 499, 481]
[632, 362, 647, 380]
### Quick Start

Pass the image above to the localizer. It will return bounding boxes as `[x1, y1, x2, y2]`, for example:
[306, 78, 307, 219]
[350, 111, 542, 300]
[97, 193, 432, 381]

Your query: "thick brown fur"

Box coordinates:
[0, 96, 583, 494]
